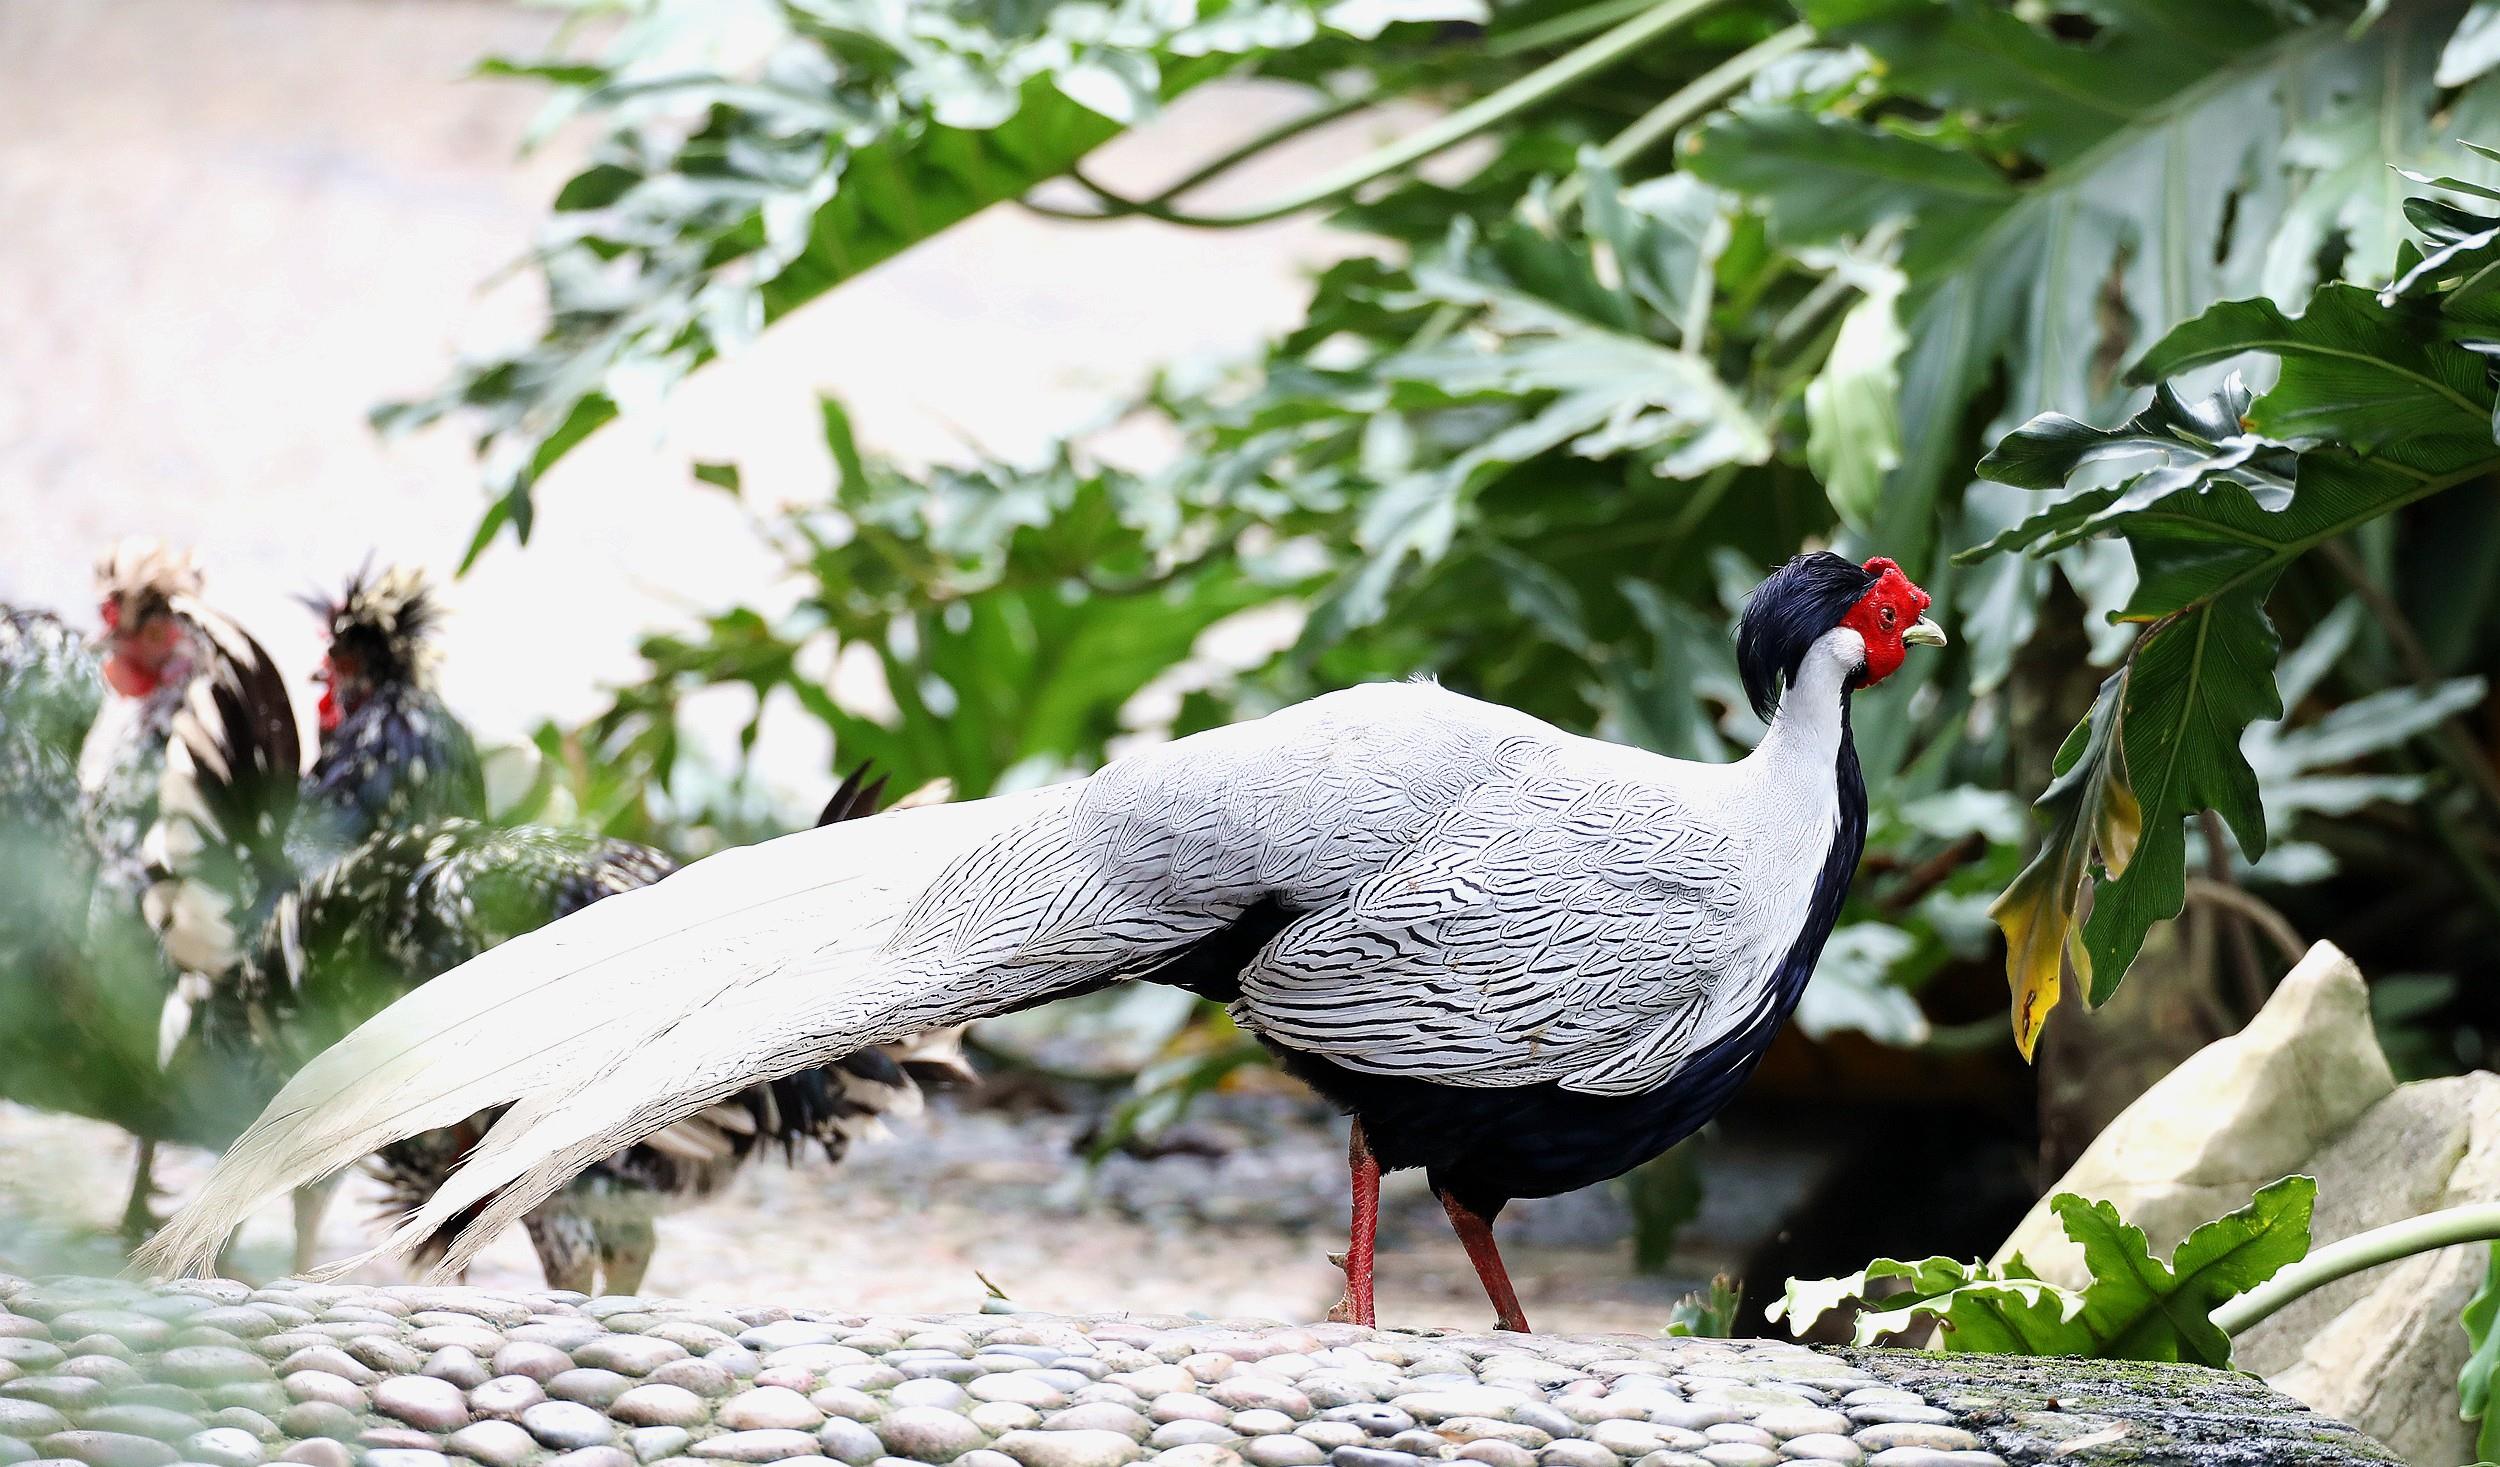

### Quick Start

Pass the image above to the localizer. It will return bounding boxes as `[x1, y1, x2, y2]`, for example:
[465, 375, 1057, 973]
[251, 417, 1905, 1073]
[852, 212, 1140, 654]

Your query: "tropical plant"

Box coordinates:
[412, 0, 2500, 1270]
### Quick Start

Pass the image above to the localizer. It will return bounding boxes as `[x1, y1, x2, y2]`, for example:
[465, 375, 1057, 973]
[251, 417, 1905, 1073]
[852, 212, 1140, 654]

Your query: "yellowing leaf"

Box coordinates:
[1989, 669, 2135, 1058]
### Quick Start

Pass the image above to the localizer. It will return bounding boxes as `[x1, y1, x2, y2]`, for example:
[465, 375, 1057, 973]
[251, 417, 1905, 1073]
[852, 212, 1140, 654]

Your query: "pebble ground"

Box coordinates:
[0, 1274, 2387, 1467]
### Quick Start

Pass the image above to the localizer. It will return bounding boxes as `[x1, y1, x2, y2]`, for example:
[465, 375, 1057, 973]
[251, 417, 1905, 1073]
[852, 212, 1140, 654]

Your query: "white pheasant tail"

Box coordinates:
[135, 782, 1075, 1281]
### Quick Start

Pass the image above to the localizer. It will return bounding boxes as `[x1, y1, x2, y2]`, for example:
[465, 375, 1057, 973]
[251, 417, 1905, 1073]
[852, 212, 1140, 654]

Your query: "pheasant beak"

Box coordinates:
[1903, 616, 1948, 648]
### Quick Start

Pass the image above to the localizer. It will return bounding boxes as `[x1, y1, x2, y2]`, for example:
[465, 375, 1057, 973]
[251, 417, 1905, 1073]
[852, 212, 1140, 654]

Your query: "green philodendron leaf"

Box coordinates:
[1685, 111, 2013, 249]
[2062, 1176, 2317, 1366]
[2079, 584, 2282, 1001]
[2131, 285, 2495, 464]
[2460, 1241, 2500, 1459]
[1774, 1178, 2314, 1365]
[1806, 271, 1908, 531]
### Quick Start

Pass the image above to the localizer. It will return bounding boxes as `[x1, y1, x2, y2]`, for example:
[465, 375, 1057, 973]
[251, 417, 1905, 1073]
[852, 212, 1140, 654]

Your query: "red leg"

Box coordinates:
[1440, 1191, 1530, 1333]
[1325, 1121, 1380, 1327]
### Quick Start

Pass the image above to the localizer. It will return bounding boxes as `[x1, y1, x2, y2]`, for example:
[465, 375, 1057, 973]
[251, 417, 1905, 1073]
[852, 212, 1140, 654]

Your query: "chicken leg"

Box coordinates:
[1440, 1191, 1529, 1333]
[1325, 1121, 1380, 1327]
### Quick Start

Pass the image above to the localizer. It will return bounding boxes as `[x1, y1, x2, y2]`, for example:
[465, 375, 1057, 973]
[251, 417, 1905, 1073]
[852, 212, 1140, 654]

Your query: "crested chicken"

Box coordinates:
[148, 552, 1942, 1328]
[148, 566, 969, 1289]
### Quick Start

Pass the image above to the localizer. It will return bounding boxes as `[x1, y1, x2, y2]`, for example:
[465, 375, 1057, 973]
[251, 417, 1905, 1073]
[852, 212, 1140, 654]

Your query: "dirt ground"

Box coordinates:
[0, 1089, 1752, 1337]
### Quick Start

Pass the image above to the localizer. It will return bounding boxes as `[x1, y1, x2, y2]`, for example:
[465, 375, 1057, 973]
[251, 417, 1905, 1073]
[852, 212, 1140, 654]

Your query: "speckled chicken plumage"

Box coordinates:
[155, 569, 970, 1289]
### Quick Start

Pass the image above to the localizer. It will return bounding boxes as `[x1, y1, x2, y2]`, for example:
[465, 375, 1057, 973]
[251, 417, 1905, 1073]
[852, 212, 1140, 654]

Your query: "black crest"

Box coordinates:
[1736, 552, 1878, 720]
[304, 563, 443, 686]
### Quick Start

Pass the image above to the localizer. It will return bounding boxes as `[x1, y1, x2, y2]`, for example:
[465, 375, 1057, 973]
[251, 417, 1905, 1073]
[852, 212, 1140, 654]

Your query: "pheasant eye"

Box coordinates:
[1880, 605, 1897, 629]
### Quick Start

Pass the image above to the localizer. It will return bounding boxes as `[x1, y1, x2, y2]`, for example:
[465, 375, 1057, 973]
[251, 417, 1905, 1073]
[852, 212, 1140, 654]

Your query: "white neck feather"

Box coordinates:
[1744, 627, 1861, 780]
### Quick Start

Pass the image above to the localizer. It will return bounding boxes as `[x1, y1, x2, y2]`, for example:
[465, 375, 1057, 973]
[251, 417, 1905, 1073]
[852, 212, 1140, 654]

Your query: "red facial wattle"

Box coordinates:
[316, 659, 343, 733]
[103, 651, 158, 698]
[1839, 555, 1935, 689]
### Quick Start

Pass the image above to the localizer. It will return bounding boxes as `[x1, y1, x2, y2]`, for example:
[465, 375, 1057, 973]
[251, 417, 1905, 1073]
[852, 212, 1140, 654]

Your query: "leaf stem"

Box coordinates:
[1049, 0, 1735, 227]
[2215, 1203, 2500, 1336]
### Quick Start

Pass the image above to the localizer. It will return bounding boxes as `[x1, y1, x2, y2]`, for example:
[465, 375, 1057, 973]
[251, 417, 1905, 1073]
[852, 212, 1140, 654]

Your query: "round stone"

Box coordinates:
[427, 1350, 493, 1392]
[1316, 1409, 1406, 1439]
[494, 1345, 575, 1383]
[1861, 1454, 2004, 1467]
[1149, 1424, 1237, 1451]
[1850, 1428, 1976, 1455]
[1537, 1443, 1615, 1467]
[1044, 1406, 1149, 1442]
[1699, 1449, 1779, 1467]
[1753, 1414, 1849, 1445]
[37, 1431, 180, 1467]
[155, 1351, 269, 1390]
[614, 1384, 710, 1428]
[1778, 1439, 1861, 1464]
[1388, 1391, 1529, 1425]
[1226, 1413, 1295, 1440]
[971, 1378, 1070, 1412]
[470, 1377, 548, 1422]
[689, 1428, 828, 1461]
[1326, 1450, 1422, 1467]
[819, 1419, 883, 1466]
[578, 1340, 691, 1379]
[276, 1402, 359, 1442]
[1151, 1448, 1241, 1467]
[876, 1407, 989, 1463]
[1240, 1439, 1323, 1467]
[523, 1401, 620, 1450]
[1205, 1383, 1306, 1422]
[960, 1452, 1023, 1467]
[183, 1429, 266, 1467]
[720, 1389, 825, 1432]
[1842, 1408, 1948, 1430]
[4, 1376, 106, 1412]
[368, 1451, 455, 1467]
[893, 1382, 970, 1412]
[1292, 1425, 1363, 1452]
[282, 1374, 364, 1412]
[1631, 1457, 1708, 1467]
[552, 1372, 635, 1409]
[1147, 1397, 1224, 1429]
[973, 1404, 1044, 1436]
[1435, 1420, 1549, 1452]
[992, 1433, 1146, 1467]
[1704, 1428, 1775, 1450]
[48, 1314, 170, 1351]
[279, 1441, 355, 1467]
[1647, 1407, 1743, 1434]
[445, 1420, 539, 1467]
[550, 1449, 635, 1467]
[274, 1350, 374, 1387]
[1456, 1446, 1536, 1467]
[654, 1362, 740, 1399]
[0, 1409, 67, 1439]
[1589, 1422, 1702, 1456]
[75, 1408, 200, 1444]
[376, 1377, 471, 1433]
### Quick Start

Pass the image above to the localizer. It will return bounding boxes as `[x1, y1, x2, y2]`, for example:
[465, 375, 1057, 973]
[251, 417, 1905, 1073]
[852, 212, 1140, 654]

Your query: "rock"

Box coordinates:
[629, 1427, 697, 1464]
[376, 1376, 472, 1433]
[1387, 1390, 1529, 1425]
[493, 1345, 575, 1384]
[523, 1401, 620, 1450]
[367, 1451, 455, 1467]
[576, 1341, 690, 1379]
[43, 1430, 179, 1467]
[1147, 1424, 1236, 1451]
[277, 1440, 353, 1467]
[280, 1374, 364, 1412]
[76, 1407, 202, 1444]
[819, 1419, 884, 1466]
[1697, 1449, 1777, 1467]
[1039, 1406, 1148, 1442]
[893, 1383, 970, 1413]
[652, 1363, 739, 1400]
[1536, 1443, 1615, 1467]
[445, 1420, 539, 1467]
[1772, 1437, 1860, 1463]
[689, 1428, 826, 1461]
[1749, 1412, 1847, 1444]
[875, 1407, 989, 1463]
[615, 1384, 711, 1428]
[1149, 1447, 1240, 1467]
[1239, 1438, 1323, 1467]
[182, 1429, 266, 1467]
[1993, 942, 2474, 1462]
[990, 1430, 1146, 1467]
[969, 1378, 1069, 1412]
[719, 1389, 825, 1432]
[1846, 1428, 1973, 1455]
[0, 1406, 67, 1441]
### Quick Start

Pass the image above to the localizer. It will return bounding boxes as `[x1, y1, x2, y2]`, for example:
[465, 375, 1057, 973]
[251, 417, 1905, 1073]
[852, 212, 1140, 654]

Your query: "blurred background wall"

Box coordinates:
[0, 0, 1380, 794]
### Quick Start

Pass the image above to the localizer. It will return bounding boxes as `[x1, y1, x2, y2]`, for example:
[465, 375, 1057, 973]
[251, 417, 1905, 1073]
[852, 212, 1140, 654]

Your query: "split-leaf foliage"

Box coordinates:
[434, 0, 2500, 1089]
[1771, 1175, 2316, 1366]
